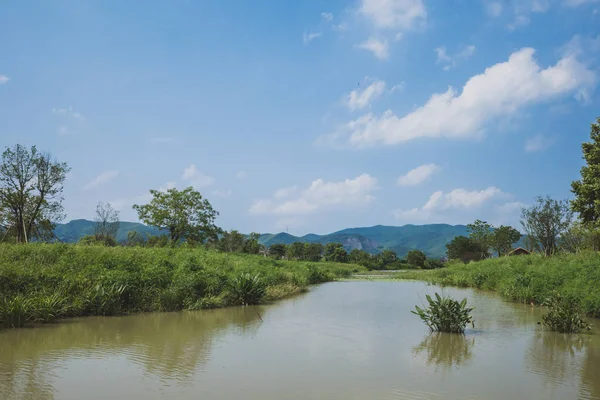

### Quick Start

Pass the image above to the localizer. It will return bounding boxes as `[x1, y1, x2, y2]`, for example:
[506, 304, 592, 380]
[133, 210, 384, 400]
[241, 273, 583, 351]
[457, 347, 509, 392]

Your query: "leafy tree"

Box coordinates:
[0, 144, 70, 243]
[218, 230, 245, 252]
[269, 243, 287, 259]
[243, 232, 261, 254]
[303, 243, 324, 262]
[446, 236, 484, 263]
[571, 117, 600, 224]
[122, 230, 146, 246]
[521, 196, 573, 256]
[94, 202, 119, 241]
[133, 187, 220, 244]
[287, 242, 306, 260]
[407, 249, 427, 268]
[323, 242, 348, 263]
[79, 234, 117, 247]
[467, 220, 493, 259]
[424, 258, 445, 269]
[490, 225, 521, 256]
[378, 249, 398, 268]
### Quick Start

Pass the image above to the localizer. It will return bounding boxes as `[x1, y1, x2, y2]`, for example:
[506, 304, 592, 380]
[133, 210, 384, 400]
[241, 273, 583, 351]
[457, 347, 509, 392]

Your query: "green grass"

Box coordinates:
[0, 244, 364, 329]
[396, 252, 600, 318]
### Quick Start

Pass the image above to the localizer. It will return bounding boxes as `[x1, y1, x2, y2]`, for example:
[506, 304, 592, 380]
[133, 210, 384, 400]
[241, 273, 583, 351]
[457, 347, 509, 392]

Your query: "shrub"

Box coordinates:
[228, 273, 266, 305]
[412, 293, 474, 333]
[84, 283, 128, 316]
[0, 295, 33, 328]
[32, 292, 68, 322]
[541, 293, 592, 333]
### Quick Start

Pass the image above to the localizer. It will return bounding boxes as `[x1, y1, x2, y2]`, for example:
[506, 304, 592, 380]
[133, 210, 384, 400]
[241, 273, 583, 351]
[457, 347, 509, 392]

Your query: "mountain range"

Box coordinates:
[54, 220, 471, 258]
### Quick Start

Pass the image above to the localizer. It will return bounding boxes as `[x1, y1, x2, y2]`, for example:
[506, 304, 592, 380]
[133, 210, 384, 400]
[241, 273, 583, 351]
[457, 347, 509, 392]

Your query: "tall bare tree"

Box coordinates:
[521, 196, 573, 256]
[0, 145, 70, 243]
[94, 202, 120, 241]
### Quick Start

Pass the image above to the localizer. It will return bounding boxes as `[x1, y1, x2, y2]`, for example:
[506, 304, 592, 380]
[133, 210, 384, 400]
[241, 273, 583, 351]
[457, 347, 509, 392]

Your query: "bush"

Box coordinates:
[0, 295, 33, 328]
[228, 273, 267, 305]
[412, 293, 474, 333]
[541, 293, 592, 333]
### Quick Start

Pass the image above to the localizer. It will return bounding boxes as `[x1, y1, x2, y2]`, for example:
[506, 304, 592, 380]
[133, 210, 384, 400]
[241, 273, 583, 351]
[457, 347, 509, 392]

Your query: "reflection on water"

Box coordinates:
[0, 307, 264, 399]
[413, 333, 474, 369]
[0, 282, 599, 400]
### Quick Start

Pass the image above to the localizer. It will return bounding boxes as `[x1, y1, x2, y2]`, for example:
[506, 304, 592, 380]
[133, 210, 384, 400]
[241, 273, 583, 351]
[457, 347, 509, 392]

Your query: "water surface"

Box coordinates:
[1, 281, 599, 399]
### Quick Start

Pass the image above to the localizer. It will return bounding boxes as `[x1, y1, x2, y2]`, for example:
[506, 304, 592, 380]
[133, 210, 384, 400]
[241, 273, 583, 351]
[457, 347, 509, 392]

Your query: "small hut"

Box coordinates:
[508, 247, 530, 256]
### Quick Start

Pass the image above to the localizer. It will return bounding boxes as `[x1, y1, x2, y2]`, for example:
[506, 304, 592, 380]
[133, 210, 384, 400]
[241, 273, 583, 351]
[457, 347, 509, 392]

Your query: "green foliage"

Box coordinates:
[446, 235, 485, 263]
[79, 234, 117, 247]
[0, 144, 70, 243]
[228, 273, 266, 305]
[303, 243, 323, 262]
[0, 244, 362, 329]
[467, 220, 493, 258]
[323, 243, 348, 263]
[398, 252, 600, 318]
[407, 249, 427, 268]
[571, 116, 600, 224]
[541, 293, 592, 333]
[521, 196, 573, 256]
[287, 242, 306, 260]
[491, 225, 521, 256]
[412, 293, 474, 333]
[424, 258, 445, 270]
[268, 243, 287, 259]
[133, 186, 220, 243]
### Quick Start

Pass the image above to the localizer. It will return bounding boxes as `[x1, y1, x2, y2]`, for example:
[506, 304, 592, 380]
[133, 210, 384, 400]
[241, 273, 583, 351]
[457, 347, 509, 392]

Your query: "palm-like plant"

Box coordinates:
[229, 273, 266, 305]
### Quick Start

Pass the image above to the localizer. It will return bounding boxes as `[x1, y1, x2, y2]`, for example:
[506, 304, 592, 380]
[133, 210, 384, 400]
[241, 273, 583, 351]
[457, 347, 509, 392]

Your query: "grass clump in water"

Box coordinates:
[412, 293, 474, 333]
[0, 295, 32, 328]
[541, 293, 592, 333]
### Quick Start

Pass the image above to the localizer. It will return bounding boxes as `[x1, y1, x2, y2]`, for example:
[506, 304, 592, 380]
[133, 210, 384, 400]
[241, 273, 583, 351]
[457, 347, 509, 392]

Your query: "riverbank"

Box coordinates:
[395, 252, 600, 317]
[0, 244, 363, 328]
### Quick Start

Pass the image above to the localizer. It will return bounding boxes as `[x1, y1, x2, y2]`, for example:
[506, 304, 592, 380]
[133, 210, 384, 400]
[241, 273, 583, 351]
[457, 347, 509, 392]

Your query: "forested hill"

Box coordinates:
[53, 220, 469, 258]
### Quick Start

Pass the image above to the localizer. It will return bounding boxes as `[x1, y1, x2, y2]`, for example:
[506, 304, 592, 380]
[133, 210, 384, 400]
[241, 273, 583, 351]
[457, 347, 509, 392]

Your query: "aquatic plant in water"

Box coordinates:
[541, 293, 592, 333]
[412, 293, 474, 333]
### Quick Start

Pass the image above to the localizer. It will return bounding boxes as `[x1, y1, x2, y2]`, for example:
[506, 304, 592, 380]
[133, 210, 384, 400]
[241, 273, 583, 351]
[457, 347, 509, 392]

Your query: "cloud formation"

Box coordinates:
[435, 45, 476, 70]
[524, 134, 555, 152]
[84, 170, 120, 190]
[345, 79, 387, 110]
[182, 164, 215, 188]
[322, 47, 595, 148]
[397, 164, 441, 186]
[358, 0, 426, 29]
[303, 32, 322, 44]
[250, 174, 378, 216]
[356, 37, 389, 59]
[0, 75, 9, 84]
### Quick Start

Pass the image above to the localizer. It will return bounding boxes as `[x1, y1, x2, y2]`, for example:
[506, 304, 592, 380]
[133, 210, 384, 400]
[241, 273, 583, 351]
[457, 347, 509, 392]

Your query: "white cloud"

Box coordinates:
[358, 0, 426, 29]
[52, 106, 85, 121]
[322, 47, 596, 148]
[397, 164, 441, 186]
[321, 12, 334, 22]
[356, 37, 389, 60]
[274, 186, 298, 199]
[394, 187, 506, 222]
[303, 32, 322, 44]
[182, 164, 215, 188]
[236, 170, 248, 179]
[507, 15, 531, 30]
[564, 0, 599, 7]
[250, 174, 378, 216]
[390, 82, 406, 93]
[111, 182, 176, 212]
[345, 79, 387, 110]
[84, 170, 120, 190]
[524, 134, 555, 152]
[0, 75, 9, 84]
[394, 32, 403, 41]
[212, 189, 232, 198]
[435, 45, 476, 70]
[486, 1, 503, 16]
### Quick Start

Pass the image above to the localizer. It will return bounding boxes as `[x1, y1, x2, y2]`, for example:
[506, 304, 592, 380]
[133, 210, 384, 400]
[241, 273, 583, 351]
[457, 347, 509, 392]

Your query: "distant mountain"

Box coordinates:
[54, 219, 161, 243]
[53, 220, 475, 258]
[258, 224, 470, 258]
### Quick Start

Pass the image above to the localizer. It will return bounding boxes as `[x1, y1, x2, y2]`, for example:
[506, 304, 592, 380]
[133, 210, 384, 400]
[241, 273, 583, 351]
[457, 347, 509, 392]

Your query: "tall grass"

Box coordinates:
[0, 244, 363, 329]
[398, 252, 600, 317]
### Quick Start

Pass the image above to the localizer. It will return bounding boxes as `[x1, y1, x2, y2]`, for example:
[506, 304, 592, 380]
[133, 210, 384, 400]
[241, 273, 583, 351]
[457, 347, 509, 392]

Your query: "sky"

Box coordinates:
[1, 0, 600, 235]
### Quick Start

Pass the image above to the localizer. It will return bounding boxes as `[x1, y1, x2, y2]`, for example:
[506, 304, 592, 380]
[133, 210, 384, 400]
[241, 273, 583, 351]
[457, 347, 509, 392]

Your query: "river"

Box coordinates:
[1, 281, 599, 400]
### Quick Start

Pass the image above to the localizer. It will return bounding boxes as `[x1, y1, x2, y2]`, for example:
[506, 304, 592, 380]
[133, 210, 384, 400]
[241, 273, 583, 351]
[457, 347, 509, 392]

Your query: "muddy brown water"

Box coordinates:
[1, 281, 599, 400]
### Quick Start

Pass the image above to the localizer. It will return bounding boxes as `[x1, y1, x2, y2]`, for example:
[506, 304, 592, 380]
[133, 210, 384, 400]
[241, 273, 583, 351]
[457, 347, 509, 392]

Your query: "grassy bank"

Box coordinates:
[396, 252, 600, 317]
[0, 244, 363, 328]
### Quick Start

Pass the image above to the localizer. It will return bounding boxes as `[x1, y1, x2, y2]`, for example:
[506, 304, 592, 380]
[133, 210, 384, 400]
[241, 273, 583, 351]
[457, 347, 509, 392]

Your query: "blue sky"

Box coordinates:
[1, 0, 599, 235]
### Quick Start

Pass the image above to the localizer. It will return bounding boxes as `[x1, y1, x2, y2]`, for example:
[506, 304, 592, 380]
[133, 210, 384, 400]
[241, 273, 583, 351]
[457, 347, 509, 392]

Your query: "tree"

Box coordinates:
[94, 202, 120, 241]
[133, 187, 220, 244]
[243, 232, 261, 254]
[287, 242, 306, 260]
[467, 220, 493, 259]
[303, 243, 324, 262]
[218, 230, 245, 252]
[0, 144, 70, 243]
[269, 243, 287, 259]
[571, 117, 600, 224]
[521, 196, 573, 257]
[378, 249, 398, 268]
[490, 225, 521, 256]
[323, 242, 348, 263]
[446, 236, 484, 263]
[407, 249, 427, 268]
